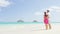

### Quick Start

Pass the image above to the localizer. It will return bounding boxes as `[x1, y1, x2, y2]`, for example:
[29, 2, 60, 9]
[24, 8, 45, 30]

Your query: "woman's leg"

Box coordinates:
[45, 24, 48, 30]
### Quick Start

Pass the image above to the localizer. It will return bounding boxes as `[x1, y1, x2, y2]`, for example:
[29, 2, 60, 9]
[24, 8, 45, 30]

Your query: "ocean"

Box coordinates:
[0, 22, 43, 24]
[0, 22, 59, 25]
[0, 22, 60, 34]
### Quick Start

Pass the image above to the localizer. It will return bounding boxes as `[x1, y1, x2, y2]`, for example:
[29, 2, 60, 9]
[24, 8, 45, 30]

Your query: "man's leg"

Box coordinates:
[49, 24, 51, 29]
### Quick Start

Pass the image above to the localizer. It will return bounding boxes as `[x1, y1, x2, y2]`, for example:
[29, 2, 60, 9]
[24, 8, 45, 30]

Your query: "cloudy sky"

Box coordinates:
[0, 0, 60, 22]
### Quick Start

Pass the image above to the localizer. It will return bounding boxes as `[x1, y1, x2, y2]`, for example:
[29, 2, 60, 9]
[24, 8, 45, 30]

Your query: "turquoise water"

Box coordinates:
[0, 22, 59, 24]
[0, 22, 43, 24]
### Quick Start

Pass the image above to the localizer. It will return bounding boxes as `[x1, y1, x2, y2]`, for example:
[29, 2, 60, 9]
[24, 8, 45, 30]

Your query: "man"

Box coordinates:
[46, 10, 51, 29]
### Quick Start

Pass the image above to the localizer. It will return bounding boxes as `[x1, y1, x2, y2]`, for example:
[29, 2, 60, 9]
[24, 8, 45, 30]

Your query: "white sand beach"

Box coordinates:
[0, 23, 60, 34]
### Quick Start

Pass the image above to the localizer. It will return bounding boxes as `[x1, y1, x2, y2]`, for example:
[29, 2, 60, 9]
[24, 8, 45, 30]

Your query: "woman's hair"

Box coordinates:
[44, 12, 46, 16]
[44, 12, 48, 17]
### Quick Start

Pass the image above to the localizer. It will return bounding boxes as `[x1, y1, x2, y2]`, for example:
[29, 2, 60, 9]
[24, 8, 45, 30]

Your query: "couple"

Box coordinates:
[44, 10, 51, 30]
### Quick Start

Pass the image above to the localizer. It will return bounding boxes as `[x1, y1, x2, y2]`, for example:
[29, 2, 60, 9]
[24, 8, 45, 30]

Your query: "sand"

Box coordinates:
[0, 23, 60, 34]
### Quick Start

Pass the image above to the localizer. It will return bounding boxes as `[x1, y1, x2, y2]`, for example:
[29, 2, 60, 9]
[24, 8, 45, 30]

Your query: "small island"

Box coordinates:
[33, 20, 38, 22]
[17, 20, 24, 22]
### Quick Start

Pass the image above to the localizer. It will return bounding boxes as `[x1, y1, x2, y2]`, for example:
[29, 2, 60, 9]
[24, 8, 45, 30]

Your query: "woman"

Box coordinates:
[44, 12, 51, 30]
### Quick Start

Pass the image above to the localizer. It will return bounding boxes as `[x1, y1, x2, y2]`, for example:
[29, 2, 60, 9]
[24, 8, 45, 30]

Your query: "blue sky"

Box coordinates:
[0, 0, 60, 22]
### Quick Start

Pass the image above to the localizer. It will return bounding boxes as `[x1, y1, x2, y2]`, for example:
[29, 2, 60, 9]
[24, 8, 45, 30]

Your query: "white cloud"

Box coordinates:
[34, 12, 42, 16]
[0, 0, 11, 7]
[34, 6, 60, 22]
[42, 6, 60, 22]
[35, 6, 60, 16]
[47, 6, 60, 12]
[50, 6, 60, 10]
[41, 6, 60, 12]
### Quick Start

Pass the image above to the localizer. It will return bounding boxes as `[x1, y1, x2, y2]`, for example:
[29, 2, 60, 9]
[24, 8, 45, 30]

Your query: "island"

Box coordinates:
[33, 20, 38, 22]
[17, 20, 24, 22]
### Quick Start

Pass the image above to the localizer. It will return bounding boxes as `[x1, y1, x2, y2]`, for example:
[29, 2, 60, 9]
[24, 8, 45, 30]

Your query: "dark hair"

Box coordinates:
[44, 12, 48, 17]
[44, 12, 46, 15]
[47, 10, 49, 12]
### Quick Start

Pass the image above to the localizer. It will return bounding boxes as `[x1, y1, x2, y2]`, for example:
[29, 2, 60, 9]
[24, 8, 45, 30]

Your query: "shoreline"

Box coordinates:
[0, 23, 60, 34]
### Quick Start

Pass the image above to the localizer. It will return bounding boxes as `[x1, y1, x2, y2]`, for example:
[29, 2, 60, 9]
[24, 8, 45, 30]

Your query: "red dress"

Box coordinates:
[44, 16, 49, 24]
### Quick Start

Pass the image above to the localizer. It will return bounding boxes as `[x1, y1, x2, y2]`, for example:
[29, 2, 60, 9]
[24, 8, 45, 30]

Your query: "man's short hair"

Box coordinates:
[47, 10, 49, 12]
